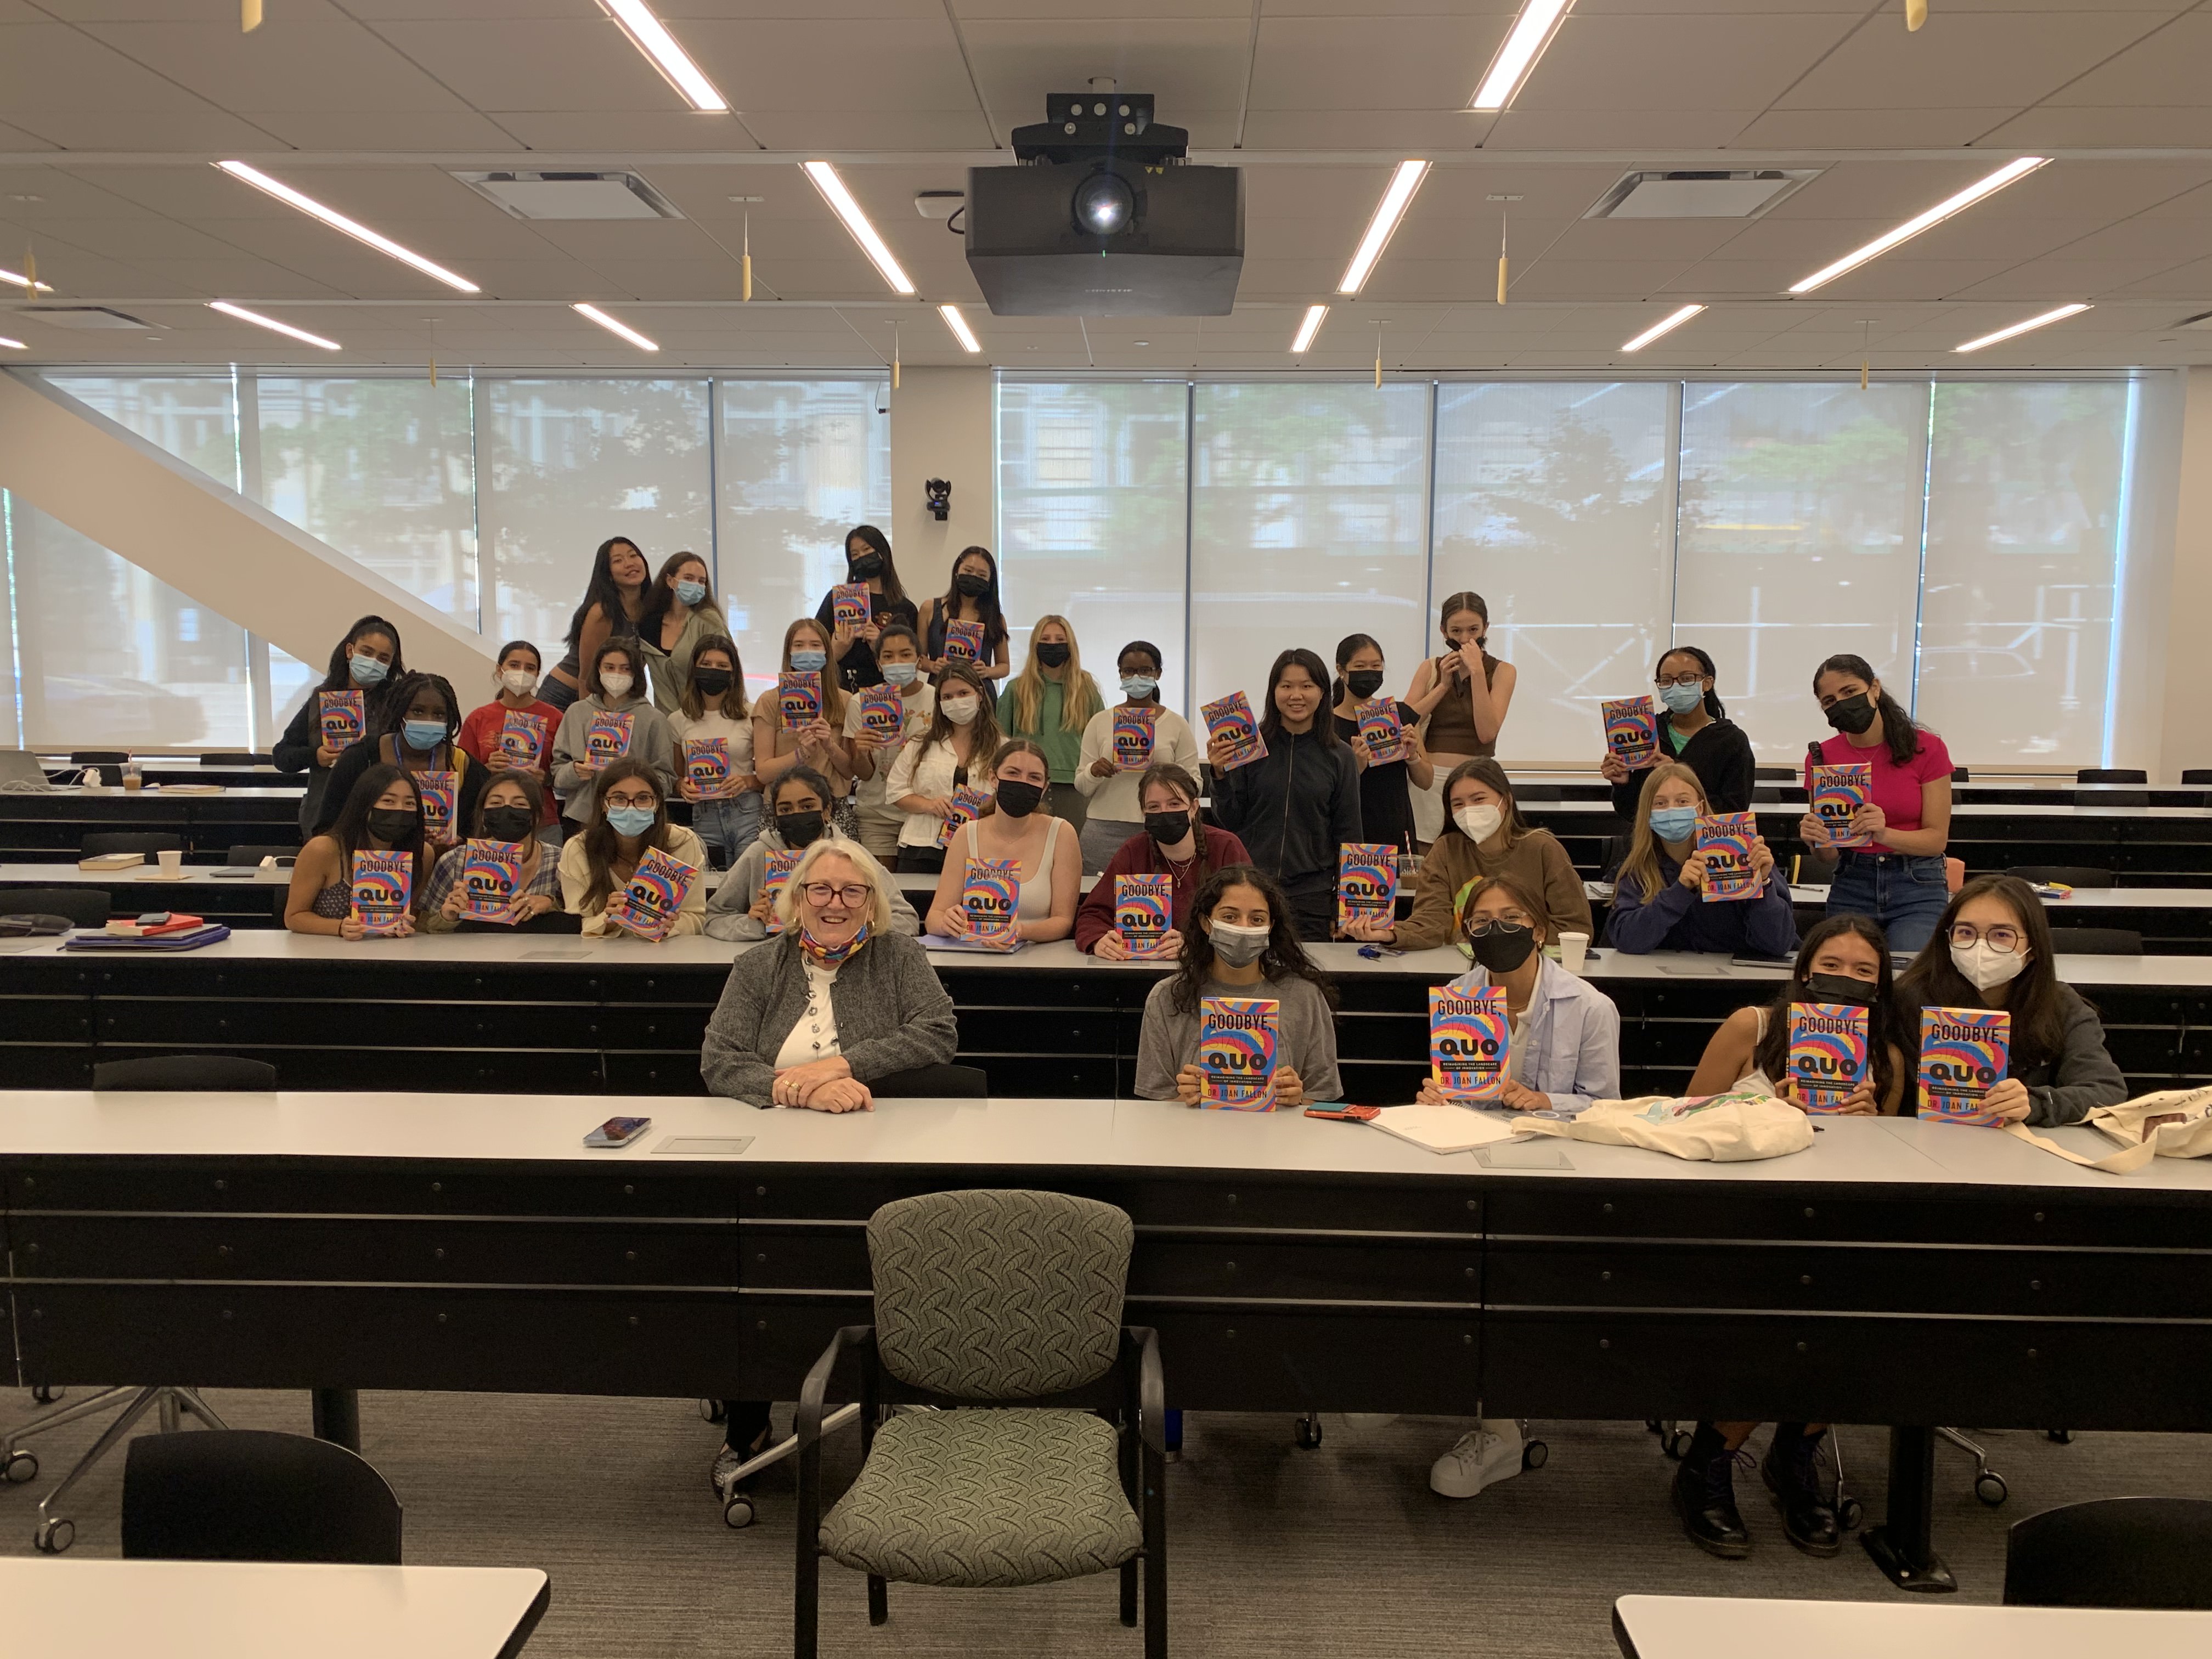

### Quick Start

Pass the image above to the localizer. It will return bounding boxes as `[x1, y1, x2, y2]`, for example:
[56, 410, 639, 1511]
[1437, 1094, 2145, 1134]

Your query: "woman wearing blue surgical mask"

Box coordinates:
[637, 550, 729, 713]
[1603, 646, 1754, 818]
[816, 524, 920, 694]
[558, 759, 709, 938]
[753, 617, 859, 838]
[273, 615, 406, 838]
[844, 622, 935, 862]
[312, 669, 487, 852]
[1605, 761, 1796, 957]
[1073, 640, 1198, 874]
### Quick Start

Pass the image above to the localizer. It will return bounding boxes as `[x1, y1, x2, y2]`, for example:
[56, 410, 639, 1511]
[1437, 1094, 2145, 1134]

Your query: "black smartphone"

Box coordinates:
[584, 1116, 652, 1148]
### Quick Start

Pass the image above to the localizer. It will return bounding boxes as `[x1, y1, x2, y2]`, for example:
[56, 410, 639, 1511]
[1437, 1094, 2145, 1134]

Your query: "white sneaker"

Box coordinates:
[1429, 1423, 1525, 1499]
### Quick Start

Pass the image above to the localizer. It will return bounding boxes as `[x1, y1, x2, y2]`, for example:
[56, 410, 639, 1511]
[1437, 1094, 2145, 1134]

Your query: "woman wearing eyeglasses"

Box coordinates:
[557, 760, 708, 938]
[1893, 874, 2127, 1127]
[1602, 646, 1754, 817]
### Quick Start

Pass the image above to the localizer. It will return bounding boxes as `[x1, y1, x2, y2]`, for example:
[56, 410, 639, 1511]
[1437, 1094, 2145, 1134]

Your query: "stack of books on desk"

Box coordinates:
[64, 915, 230, 952]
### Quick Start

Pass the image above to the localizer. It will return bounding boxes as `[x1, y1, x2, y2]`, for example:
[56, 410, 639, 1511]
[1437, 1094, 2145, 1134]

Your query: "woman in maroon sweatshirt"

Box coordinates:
[1075, 763, 1250, 960]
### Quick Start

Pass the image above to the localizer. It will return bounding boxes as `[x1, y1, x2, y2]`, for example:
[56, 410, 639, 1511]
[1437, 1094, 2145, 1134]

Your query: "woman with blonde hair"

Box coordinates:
[924, 737, 1080, 945]
[752, 616, 857, 836]
[1604, 761, 1795, 957]
[997, 614, 1104, 838]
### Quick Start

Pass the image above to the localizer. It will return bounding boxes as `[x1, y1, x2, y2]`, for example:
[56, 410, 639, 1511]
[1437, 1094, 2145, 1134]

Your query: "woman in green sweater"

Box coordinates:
[997, 613, 1105, 839]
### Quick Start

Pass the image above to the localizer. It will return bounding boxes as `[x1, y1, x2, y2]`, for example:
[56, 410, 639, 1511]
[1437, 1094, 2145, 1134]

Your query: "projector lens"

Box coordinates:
[1073, 172, 1135, 236]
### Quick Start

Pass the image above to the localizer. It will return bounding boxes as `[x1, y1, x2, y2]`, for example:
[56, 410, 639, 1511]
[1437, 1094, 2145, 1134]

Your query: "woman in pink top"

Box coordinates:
[1797, 652, 1953, 951]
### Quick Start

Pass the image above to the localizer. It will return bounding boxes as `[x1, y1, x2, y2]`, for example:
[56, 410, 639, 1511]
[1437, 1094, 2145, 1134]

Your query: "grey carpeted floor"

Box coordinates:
[5, 1388, 2208, 1656]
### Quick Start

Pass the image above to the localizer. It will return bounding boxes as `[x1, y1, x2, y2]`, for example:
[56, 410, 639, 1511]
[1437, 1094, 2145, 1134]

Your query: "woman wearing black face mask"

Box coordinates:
[1688, 914, 1908, 1113]
[815, 524, 918, 693]
[1074, 764, 1251, 959]
[704, 766, 920, 942]
[1331, 632, 1434, 859]
[284, 764, 431, 940]
[421, 774, 566, 932]
[923, 739, 1080, 945]
[916, 544, 1010, 684]
[1800, 653, 1953, 951]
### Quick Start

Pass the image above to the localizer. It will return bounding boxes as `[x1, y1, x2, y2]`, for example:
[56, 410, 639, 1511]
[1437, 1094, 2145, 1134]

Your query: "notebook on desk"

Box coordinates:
[1367, 1104, 1521, 1155]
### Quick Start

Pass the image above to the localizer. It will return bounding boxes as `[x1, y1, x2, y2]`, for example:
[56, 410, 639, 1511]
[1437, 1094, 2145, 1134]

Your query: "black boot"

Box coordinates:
[1761, 1423, 1841, 1557]
[1672, 1423, 1751, 1559]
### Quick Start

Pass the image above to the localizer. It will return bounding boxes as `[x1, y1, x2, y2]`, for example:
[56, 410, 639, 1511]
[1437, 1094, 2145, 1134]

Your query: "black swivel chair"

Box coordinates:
[122, 1430, 402, 1565]
[2182, 770, 2212, 786]
[2007, 865, 2117, 890]
[81, 832, 182, 860]
[0, 888, 109, 929]
[2004, 1497, 2212, 1609]
[2078, 768, 2149, 785]
[871, 1064, 989, 1099]
[94, 1056, 278, 1091]
[2047, 927, 2143, 956]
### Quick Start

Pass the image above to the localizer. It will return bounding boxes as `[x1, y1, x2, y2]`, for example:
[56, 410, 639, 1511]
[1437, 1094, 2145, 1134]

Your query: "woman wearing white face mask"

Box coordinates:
[1894, 874, 2128, 1127]
[1073, 640, 1198, 874]
[459, 640, 563, 833]
[884, 662, 1002, 874]
[1601, 646, 1754, 817]
[1133, 865, 1341, 1108]
[551, 641, 678, 832]
[843, 622, 934, 863]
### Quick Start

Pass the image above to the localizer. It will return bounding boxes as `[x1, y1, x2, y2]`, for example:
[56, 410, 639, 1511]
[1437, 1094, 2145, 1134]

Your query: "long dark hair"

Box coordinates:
[1658, 644, 1726, 720]
[1257, 647, 1339, 746]
[471, 770, 548, 833]
[564, 537, 647, 655]
[939, 545, 1006, 644]
[1753, 914, 1907, 1110]
[579, 758, 677, 912]
[1813, 652, 1922, 767]
[1165, 864, 1339, 1018]
[678, 631, 749, 722]
[1437, 757, 1532, 846]
[318, 615, 407, 695]
[587, 639, 641, 703]
[637, 549, 725, 638]
[845, 524, 909, 607]
[1331, 631, 1382, 710]
[918, 661, 1002, 759]
[328, 762, 427, 877]
[1896, 874, 2072, 1076]
[376, 670, 461, 750]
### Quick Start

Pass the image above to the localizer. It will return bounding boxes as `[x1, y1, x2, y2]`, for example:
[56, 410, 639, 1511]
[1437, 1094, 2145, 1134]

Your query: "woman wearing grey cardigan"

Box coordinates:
[700, 837, 957, 1110]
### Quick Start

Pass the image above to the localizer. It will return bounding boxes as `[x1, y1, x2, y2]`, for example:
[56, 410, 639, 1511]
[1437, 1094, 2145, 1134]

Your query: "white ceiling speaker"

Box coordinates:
[916, 191, 965, 220]
[1585, 170, 1820, 221]
[453, 171, 681, 221]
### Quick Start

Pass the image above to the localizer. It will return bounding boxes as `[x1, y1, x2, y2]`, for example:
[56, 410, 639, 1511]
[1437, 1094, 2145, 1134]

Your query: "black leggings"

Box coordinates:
[723, 1400, 772, 1453]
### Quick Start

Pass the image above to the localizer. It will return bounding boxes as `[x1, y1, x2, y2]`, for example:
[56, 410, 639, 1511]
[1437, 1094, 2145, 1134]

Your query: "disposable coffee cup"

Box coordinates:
[157, 848, 184, 874]
[1559, 931, 1589, 973]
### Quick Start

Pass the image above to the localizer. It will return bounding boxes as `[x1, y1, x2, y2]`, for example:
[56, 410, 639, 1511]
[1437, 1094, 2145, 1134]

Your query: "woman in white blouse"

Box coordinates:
[883, 661, 1002, 874]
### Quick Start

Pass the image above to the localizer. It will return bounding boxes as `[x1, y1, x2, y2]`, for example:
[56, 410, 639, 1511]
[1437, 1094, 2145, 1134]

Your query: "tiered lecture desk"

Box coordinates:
[1611, 1595, 2212, 1659]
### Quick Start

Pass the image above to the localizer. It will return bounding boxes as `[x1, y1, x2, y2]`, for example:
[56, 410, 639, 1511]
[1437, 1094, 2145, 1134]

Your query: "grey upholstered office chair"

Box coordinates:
[122, 1430, 402, 1565]
[2005, 1497, 2212, 1608]
[0, 888, 109, 929]
[794, 1189, 1165, 1659]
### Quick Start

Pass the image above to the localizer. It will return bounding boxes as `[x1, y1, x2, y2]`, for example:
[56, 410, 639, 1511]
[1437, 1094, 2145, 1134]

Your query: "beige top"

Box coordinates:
[557, 823, 709, 937]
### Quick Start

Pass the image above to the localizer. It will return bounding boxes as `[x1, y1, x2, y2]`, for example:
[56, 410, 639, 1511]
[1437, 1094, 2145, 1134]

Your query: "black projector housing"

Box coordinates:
[964, 92, 1243, 317]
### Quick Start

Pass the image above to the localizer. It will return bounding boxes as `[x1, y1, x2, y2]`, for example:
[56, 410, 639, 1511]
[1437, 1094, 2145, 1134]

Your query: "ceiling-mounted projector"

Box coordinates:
[965, 92, 1243, 317]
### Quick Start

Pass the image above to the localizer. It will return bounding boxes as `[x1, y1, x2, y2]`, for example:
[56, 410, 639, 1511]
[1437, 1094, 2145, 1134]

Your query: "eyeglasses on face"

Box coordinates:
[1466, 916, 1532, 938]
[800, 882, 870, 907]
[1654, 672, 1706, 689]
[603, 794, 658, 812]
[1950, 922, 2023, 954]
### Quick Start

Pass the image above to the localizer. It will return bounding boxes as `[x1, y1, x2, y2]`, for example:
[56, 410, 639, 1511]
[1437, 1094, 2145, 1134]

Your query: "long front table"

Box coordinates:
[7, 1092, 2210, 1592]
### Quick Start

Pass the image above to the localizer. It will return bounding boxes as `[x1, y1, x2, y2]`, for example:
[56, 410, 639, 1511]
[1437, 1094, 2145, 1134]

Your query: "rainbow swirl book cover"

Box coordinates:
[349, 849, 412, 938]
[1918, 1007, 2010, 1125]
[857, 685, 905, 741]
[1195, 996, 1280, 1110]
[584, 708, 634, 769]
[777, 671, 822, 730]
[496, 709, 548, 769]
[961, 857, 1021, 950]
[1601, 696, 1658, 770]
[1810, 763, 1872, 848]
[1200, 691, 1267, 772]
[943, 619, 986, 663]
[830, 583, 872, 631]
[1113, 705, 1160, 771]
[1695, 810, 1758, 902]
[605, 846, 698, 944]
[934, 785, 991, 849]
[1334, 842, 1399, 931]
[761, 848, 799, 935]
[681, 735, 736, 800]
[1354, 696, 1408, 764]
[1429, 984, 1509, 1104]
[459, 838, 523, 923]
[1787, 1002, 1869, 1113]
[1115, 872, 1173, 960]
[416, 770, 459, 844]
[318, 689, 364, 749]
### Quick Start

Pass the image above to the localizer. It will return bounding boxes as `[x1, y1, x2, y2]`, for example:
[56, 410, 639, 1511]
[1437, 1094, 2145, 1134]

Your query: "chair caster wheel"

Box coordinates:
[698, 1400, 726, 1424]
[2046, 1429, 2073, 1444]
[1522, 1440, 1549, 1471]
[3, 1449, 36, 1485]
[33, 1517, 73, 1554]
[30, 1386, 63, 1406]
[722, 1495, 755, 1529]
[1975, 1472, 2008, 1507]
[1292, 1415, 1323, 1450]
[1839, 1497, 1865, 1531]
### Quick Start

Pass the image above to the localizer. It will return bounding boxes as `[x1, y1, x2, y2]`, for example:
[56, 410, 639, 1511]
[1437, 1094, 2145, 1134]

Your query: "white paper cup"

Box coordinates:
[1558, 931, 1589, 973]
[157, 848, 184, 874]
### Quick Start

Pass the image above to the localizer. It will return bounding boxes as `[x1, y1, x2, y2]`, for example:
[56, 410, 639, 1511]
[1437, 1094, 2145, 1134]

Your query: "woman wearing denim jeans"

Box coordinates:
[670, 635, 762, 868]
[1799, 652, 1953, 953]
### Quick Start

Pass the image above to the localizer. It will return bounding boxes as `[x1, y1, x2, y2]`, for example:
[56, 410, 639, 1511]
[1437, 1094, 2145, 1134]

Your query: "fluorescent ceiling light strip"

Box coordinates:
[1622, 303, 1705, 352]
[0, 336, 24, 350]
[1471, 0, 1574, 111]
[213, 160, 481, 294]
[1955, 302, 2090, 354]
[600, 0, 728, 112]
[1291, 304, 1328, 354]
[0, 267, 53, 294]
[1788, 157, 2048, 295]
[208, 300, 341, 351]
[572, 302, 659, 352]
[938, 304, 981, 353]
[1338, 160, 1430, 295]
[803, 161, 916, 295]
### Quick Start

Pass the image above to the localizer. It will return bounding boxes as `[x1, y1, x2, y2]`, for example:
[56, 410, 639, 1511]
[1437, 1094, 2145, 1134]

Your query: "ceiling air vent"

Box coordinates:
[13, 306, 150, 330]
[453, 171, 682, 221]
[1585, 170, 1819, 221]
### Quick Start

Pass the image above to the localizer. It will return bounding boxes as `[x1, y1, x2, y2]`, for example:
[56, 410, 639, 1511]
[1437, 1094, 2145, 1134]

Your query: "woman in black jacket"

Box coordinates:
[1603, 646, 1756, 817]
[1207, 647, 1362, 942]
[272, 616, 406, 838]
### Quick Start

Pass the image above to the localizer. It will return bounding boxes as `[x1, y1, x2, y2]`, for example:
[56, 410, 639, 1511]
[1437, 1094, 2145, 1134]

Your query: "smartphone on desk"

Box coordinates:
[1304, 1104, 1379, 1122]
[584, 1116, 652, 1149]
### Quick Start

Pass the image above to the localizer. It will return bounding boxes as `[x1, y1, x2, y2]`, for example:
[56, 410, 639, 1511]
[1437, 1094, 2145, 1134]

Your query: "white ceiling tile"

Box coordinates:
[1948, 259, 2186, 299]
[1247, 14, 1514, 111]
[678, 19, 987, 113]
[2040, 13, 2212, 107]
[76, 15, 480, 115]
[232, 110, 525, 151]
[737, 110, 1000, 150]
[1730, 108, 2021, 150]
[1774, 9, 2172, 111]
[483, 111, 769, 150]
[362, 19, 706, 111]
[1509, 13, 1848, 114]
[0, 117, 58, 150]
[1973, 106, 2212, 148]
[1484, 109, 1764, 149]
[0, 109, 284, 151]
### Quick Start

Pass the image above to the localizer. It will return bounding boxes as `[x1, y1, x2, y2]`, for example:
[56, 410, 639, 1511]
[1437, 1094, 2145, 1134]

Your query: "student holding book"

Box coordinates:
[1403, 591, 1514, 844]
[1345, 759, 1590, 950]
[1686, 914, 1908, 1113]
[1602, 646, 1754, 816]
[916, 545, 1010, 684]
[283, 764, 429, 939]
[1207, 647, 1362, 943]
[637, 550, 729, 714]
[704, 767, 921, 942]
[315, 671, 486, 848]
[551, 640, 677, 832]
[557, 760, 708, 938]
[1073, 640, 1198, 873]
[540, 536, 650, 714]
[1605, 763, 1796, 957]
[420, 775, 564, 932]
[1076, 764, 1250, 960]
[1797, 652, 1953, 952]
[883, 662, 1001, 874]
[998, 616, 1105, 838]
[752, 617, 857, 836]
[669, 635, 761, 868]
[815, 524, 921, 693]
[1330, 632, 1433, 859]
[844, 622, 935, 862]
[458, 640, 562, 831]
[923, 739, 1080, 945]
[1893, 874, 2128, 1127]
[273, 615, 405, 839]
[1132, 864, 1341, 1107]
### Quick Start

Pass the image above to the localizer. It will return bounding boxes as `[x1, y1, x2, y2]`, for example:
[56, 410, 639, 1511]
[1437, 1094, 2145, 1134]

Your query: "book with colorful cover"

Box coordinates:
[1917, 1007, 2011, 1125]
[830, 582, 872, 631]
[934, 785, 991, 849]
[681, 735, 738, 800]
[1810, 762, 1872, 849]
[1113, 704, 1160, 771]
[942, 618, 987, 664]
[496, 709, 549, 770]
[1788, 1002, 1870, 1114]
[1429, 984, 1509, 1105]
[583, 708, 634, 771]
[603, 845, 698, 944]
[761, 848, 799, 935]
[416, 770, 459, 844]
[1602, 696, 1658, 770]
[960, 857, 1022, 951]
[318, 689, 365, 751]
[1695, 810, 1758, 903]
[1334, 842, 1399, 931]
[458, 838, 524, 922]
[1200, 691, 1267, 773]
[1115, 872, 1173, 961]
[1194, 996, 1280, 1111]
[777, 671, 822, 730]
[1355, 696, 1409, 765]
[349, 849, 412, 938]
[857, 685, 905, 742]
